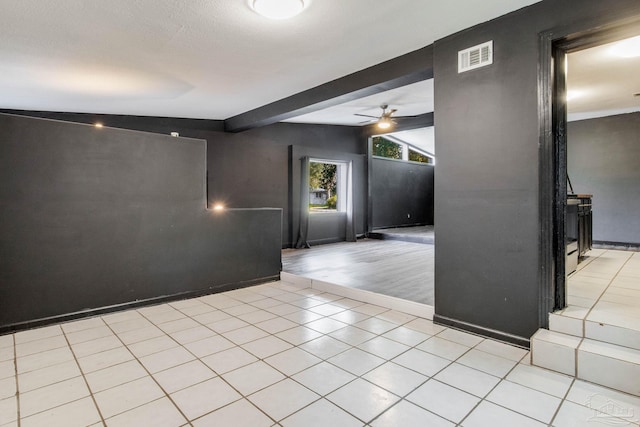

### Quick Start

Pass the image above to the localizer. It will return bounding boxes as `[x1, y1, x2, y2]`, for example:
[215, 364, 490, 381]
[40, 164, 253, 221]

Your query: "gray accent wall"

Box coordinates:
[371, 157, 434, 229]
[433, 0, 640, 343]
[0, 110, 365, 248]
[0, 113, 282, 330]
[211, 123, 365, 247]
[568, 113, 640, 245]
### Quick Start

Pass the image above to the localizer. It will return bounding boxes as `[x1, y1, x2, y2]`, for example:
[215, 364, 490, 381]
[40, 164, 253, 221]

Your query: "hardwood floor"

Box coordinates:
[282, 239, 434, 305]
[369, 225, 434, 244]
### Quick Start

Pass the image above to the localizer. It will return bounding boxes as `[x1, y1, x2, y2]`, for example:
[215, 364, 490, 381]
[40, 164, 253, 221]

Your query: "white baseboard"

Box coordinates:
[280, 273, 433, 320]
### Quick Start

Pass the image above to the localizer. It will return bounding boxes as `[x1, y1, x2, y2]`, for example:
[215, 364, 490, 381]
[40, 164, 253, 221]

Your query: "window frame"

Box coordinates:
[371, 135, 435, 165]
[308, 158, 348, 213]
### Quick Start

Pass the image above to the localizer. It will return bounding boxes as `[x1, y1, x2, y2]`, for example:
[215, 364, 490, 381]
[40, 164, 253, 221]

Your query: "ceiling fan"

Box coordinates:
[354, 104, 403, 129]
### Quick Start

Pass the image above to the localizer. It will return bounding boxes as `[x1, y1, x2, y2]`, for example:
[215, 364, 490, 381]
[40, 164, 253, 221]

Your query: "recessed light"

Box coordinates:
[94, 123, 103, 128]
[213, 204, 225, 211]
[609, 35, 640, 58]
[252, 0, 305, 20]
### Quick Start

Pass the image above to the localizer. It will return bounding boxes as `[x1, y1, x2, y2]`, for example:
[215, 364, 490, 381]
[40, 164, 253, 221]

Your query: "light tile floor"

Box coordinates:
[1, 280, 640, 426]
[576, 250, 640, 329]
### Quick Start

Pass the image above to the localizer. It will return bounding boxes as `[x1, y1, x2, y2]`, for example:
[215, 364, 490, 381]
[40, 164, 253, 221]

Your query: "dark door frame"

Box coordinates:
[538, 17, 640, 327]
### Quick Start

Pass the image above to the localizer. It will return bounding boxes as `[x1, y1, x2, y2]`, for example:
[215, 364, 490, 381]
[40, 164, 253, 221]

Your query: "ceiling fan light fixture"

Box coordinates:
[377, 118, 392, 129]
[252, 0, 306, 20]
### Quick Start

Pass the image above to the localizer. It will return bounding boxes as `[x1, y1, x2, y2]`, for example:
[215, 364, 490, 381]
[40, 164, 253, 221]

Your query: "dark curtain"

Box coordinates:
[345, 160, 356, 242]
[295, 156, 311, 248]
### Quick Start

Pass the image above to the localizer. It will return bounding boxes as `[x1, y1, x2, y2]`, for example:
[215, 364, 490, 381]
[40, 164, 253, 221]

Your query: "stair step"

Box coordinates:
[578, 339, 640, 397]
[531, 329, 640, 397]
[549, 305, 589, 337]
[584, 317, 640, 351]
[549, 304, 640, 351]
[531, 329, 581, 376]
[549, 312, 583, 337]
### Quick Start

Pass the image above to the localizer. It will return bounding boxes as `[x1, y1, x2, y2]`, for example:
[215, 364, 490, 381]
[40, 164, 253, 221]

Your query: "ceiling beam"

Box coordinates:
[224, 45, 433, 132]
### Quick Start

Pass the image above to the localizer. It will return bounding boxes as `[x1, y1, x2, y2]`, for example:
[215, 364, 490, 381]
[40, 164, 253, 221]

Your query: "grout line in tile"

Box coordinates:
[99, 315, 192, 424]
[582, 250, 634, 327]
[10, 277, 639, 427]
[454, 347, 545, 427]
[12, 333, 21, 427]
[133, 292, 325, 423]
[55, 323, 106, 426]
[547, 375, 577, 427]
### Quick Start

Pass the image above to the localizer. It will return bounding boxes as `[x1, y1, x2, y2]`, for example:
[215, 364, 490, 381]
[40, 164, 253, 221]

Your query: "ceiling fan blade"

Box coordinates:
[357, 119, 376, 124]
[392, 114, 425, 119]
[354, 113, 379, 118]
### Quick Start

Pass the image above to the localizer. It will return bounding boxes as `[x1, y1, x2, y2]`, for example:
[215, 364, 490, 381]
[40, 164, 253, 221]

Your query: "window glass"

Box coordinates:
[309, 162, 338, 211]
[409, 149, 432, 164]
[372, 136, 403, 159]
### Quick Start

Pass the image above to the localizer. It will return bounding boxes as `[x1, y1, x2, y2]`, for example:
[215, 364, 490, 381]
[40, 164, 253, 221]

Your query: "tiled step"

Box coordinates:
[549, 307, 587, 337]
[530, 329, 581, 376]
[549, 305, 640, 351]
[578, 339, 640, 397]
[531, 329, 640, 397]
[584, 304, 640, 351]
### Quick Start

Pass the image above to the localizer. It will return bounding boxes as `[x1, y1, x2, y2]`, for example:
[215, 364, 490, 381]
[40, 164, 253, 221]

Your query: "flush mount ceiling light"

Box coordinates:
[252, 0, 305, 20]
[609, 35, 640, 58]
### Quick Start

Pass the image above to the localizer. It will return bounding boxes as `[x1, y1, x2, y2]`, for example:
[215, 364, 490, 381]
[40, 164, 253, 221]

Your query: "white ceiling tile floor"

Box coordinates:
[2, 277, 640, 426]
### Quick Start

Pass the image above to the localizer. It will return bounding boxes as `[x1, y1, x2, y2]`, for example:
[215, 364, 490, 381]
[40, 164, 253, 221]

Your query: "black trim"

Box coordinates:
[538, 30, 555, 328]
[553, 44, 569, 311]
[366, 136, 373, 235]
[538, 15, 640, 327]
[0, 276, 279, 335]
[433, 314, 530, 349]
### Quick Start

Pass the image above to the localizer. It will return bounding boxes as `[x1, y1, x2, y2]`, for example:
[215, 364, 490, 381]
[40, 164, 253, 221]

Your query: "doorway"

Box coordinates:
[540, 18, 640, 322]
[282, 126, 436, 306]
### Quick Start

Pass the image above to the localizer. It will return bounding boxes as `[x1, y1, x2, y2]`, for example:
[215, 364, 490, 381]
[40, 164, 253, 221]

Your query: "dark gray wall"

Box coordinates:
[0, 113, 282, 330]
[308, 213, 348, 245]
[0, 110, 365, 248]
[433, 0, 640, 343]
[371, 157, 434, 229]
[210, 123, 364, 247]
[568, 113, 640, 245]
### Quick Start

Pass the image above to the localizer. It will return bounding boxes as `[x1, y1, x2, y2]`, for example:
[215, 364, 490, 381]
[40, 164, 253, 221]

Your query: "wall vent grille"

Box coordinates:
[458, 41, 493, 73]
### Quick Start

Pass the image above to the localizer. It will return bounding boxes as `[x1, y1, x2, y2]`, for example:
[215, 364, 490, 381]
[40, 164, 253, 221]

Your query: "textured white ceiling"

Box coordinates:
[284, 80, 434, 126]
[0, 0, 541, 120]
[568, 36, 640, 121]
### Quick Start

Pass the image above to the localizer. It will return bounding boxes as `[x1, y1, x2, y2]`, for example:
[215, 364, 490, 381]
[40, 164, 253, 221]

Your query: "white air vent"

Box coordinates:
[458, 41, 493, 73]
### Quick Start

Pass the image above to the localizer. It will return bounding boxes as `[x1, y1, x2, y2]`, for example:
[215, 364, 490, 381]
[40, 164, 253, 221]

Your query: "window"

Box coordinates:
[409, 149, 432, 164]
[372, 136, 403, 159]
[372, 135, 434, 164]
[309, 160, 347, 212]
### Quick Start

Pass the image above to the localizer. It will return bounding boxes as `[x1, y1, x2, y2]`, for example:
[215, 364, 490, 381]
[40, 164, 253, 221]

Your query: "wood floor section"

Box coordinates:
[282, 239, 434, 305]
[369, 225, 434, 244]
